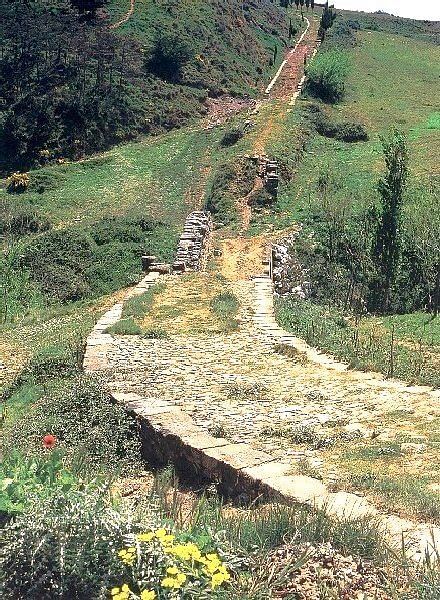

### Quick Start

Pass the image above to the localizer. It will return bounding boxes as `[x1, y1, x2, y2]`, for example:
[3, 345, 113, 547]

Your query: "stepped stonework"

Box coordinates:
[173, 211, 213, 273]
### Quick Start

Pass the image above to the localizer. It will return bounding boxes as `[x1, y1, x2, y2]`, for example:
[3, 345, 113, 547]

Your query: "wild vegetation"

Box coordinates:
[2, 1, 440, 598]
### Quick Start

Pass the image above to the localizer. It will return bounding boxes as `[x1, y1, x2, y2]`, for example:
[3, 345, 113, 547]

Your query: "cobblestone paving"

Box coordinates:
[105, 278, 440, 472]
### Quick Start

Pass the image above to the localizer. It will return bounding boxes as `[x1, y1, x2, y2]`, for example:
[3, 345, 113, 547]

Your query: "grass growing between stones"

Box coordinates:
[129, 273, 241, 335]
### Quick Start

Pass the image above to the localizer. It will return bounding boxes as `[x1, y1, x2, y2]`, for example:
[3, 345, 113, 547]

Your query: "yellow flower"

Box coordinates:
[140, 590, 156, 600]
[161, 577, 176, 588]
[176, 573, 187, 584]
[155, 528, 167, 539]
[211, 571, 230, 589]
[111, 588, 120, 596]
[166, 566, 179, 575]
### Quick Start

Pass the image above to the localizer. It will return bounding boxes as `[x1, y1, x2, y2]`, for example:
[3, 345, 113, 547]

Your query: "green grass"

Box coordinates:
[275, 297, 440, 388]
[251, 29, 440, 234]
[0, 127, 226, 229]
[210, 292, 240, 332]
[122, 284, 166, 320]
[105, 317, 143, 336]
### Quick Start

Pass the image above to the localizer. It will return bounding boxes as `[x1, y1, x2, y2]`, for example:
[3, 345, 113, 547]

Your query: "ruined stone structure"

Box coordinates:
[173, 211, 213, 273]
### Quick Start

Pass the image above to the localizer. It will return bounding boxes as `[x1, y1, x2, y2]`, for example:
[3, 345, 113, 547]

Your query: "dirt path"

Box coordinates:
[109, 0, 135, 30]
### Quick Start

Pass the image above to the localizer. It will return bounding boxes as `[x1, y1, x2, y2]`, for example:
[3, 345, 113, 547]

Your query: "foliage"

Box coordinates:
[275, 297, 440, 388]
[305, 50, 350, 103]
[18, 341, 82, 384]
[0, 198, 51, 236]
[220, 127, 245, 148]
[0, 487, 128, 599]
[372, 129, 409, 313]
[1, 375, 143, 474]
[309, 106, 368, 142]
[6, 172, 30, 193]
[113, 528, 231, 598]
[0, 449, 77, 520]
[147, 35, 195, 82]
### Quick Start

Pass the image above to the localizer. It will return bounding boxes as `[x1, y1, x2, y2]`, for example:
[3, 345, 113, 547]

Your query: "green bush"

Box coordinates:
[0, 488, 128, 599]
[19, 342, 81, 384]
[143, 328, 168, 339]
[2, 375, 143, 474]
[0, 199, 51, 236]
[306, 50, 350, 103]
[313, 110, 368, 142]
[6, 172, 30, 193]
[148, 34, 195, 81]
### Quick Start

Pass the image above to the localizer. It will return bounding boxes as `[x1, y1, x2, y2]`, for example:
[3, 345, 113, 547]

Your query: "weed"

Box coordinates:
[106, 318, 143, 336]
[122, 284, 166, 321]
[210, 292, 240, 332]
[142, 327, 168, 339]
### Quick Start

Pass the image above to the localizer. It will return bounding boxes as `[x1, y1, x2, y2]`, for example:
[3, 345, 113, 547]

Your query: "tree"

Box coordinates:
[294, 0, 300, 9]
[319, 2, 337, 39]
[147, 34, 194, 81]
[373, 130, 408, 313]
[70, 0, 106, 18]
[311, 0, 315, 9]
[305, 0, 310, 9]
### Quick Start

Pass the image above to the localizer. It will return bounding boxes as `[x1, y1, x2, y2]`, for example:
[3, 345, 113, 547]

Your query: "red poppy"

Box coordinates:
[42, 434, 57, 449]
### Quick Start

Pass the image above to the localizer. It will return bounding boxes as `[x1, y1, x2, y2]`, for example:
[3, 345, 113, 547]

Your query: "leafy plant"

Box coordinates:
[1, 375, 143, 475]
[6, 172, 30, 193]
[106, 318, 143, 336]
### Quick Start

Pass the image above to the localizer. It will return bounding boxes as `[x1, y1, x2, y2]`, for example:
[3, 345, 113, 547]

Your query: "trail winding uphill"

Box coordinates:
[83, 15, 440, 559]
[109, 0, 135, 30]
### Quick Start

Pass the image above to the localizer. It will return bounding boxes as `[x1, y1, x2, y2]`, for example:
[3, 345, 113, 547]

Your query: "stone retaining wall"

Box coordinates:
[84, 270, 440, 562]
[173, 211, 213, 272]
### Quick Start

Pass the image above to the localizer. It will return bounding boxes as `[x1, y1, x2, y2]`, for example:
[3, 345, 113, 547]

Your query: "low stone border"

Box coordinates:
[84, 270, 440, 561]
[173, 211, 213, 272]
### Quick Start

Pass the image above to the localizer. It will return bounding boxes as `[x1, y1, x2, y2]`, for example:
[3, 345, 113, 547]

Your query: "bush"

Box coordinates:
[220, 127, 244, 147]
[306, 51, 350, 103]
[2, 375, 143, 474]
[0, 488, 128, 599]
[19, 342, 81, 384]
[0, 449, 78, 521]
[6, 172, 30, 193]
[0, 199, 51, 236]
[312, 109, 368, 142]
[148, 34, 194, 81]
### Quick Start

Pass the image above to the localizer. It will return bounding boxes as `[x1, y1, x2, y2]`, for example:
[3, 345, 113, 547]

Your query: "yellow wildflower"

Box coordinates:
[211, 571, 230, 589]
[155, 528, 167, 539]
[166, 566, 179, 575]
[161, 577, 176, 588]
[140, 590, 156, 600]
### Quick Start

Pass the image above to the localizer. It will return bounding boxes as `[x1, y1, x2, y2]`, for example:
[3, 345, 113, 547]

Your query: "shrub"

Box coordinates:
[148, 34, 194, 81]
[143, 328, 168, 339]
[113, 527, 231, 598]
[313, 110, 368, 142]
[2, 375, 143, 474]
[0, 199, 51, 236]
[210, 292, 239, 331]
[306, 51, 350, 103]
[19, 342, 81, 384]
[0, 449, 78, 521]
[6, 172, 30, 193]
[19, 228, 96, 301]
[0, 488, 128, 599]
[220, 127, 244, 147]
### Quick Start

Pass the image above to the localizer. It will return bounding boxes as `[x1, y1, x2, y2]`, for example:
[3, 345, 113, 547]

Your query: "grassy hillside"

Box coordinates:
[0, 0, 295, 172]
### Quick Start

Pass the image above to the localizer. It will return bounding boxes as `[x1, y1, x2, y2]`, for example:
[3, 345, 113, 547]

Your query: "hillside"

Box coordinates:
[0, 0, 294, 172]
[2, 3, 440, 599]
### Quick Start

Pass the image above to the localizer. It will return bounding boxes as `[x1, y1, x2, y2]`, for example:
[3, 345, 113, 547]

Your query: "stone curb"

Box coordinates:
[83, 272, 440, 561]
